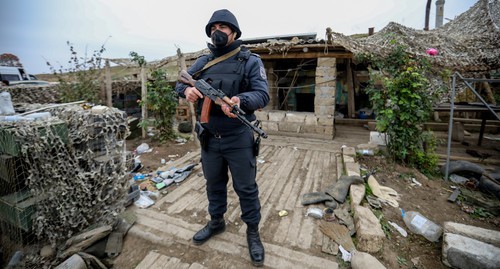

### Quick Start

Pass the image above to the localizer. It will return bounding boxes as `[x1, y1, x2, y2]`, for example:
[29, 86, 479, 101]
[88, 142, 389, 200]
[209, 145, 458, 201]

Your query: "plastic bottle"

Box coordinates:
[133, 174, 145, 181]
[402, 210, 443, 242]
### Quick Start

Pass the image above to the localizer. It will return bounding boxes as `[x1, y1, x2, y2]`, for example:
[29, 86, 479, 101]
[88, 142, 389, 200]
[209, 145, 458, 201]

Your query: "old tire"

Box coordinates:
[178, 121, 192, 133]
[441, 160, 485, 179]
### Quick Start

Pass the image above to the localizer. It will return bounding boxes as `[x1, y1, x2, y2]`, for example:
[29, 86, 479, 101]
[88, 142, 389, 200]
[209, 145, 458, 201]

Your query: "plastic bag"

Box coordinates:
[136, 143, 150, 154]
[0, 92, 15, 115]
[305, 207, 324, 219]
[134, 193, 155, 208]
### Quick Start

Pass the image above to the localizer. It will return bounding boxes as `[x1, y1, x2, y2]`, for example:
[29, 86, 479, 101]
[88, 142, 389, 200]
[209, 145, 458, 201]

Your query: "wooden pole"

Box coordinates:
[424, 0, 432, 30]
[105, 59, 112, 107]
[141, 66, 147, 138]
[346, 59, 355, 118]
[177, 48, 200, 148]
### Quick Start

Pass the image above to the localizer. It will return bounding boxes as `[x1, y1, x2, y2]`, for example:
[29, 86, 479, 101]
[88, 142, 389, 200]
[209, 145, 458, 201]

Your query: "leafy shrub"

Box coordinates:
[130, 52, 178, 142]
[362, 43, 441, 175]
[47, 41, 106, 104]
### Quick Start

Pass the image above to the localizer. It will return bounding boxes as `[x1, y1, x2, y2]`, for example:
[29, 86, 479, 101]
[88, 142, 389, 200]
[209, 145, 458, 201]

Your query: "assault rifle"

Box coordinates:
[178, 70, 268, 138]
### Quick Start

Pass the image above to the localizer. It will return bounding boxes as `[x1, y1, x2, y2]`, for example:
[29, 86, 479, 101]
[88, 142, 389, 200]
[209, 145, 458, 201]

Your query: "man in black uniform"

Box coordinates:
[174, 9, 269, 267]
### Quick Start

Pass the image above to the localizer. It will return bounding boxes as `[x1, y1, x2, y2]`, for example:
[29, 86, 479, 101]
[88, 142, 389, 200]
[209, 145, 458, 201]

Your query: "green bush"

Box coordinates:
[130, 52, 178, 142]
[362, 44, 441, 175]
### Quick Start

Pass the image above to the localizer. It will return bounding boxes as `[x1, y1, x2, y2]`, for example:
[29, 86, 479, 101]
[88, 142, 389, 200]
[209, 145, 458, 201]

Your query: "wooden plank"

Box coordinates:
[273, 211, 292, 243]
[258, 52, 353, 60]
[285, 209, 305, 247]
[275, 149, 306, 210]
[167, 191, 200, 214]
[239, 146, 300, 233]
[297, 151, 321, 204]
[188, 263, 207, 269]
[284, 149, 314, 210]
[319, 221, 356, 252]
[141, 67, 147, 138]
[436, 154, 500, 165]
[297, 211, 315, 249]
[228, 145, 285, 224]
[135, 251, 160, 269]
[105, 59, 112, 107]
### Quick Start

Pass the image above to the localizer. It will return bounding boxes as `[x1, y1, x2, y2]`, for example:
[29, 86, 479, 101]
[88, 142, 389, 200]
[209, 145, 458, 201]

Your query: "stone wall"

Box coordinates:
[257, 57, 337, 139]
[256, 110, 334, 139]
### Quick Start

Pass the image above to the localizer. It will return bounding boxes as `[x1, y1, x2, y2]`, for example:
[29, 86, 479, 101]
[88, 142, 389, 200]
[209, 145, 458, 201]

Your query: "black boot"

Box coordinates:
[247, 224, 265, 267]
[192, 218, 225, 245]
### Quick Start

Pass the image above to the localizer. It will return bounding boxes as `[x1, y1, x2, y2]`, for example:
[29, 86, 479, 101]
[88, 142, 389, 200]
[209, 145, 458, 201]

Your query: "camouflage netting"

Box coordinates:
[1, 80, 142, 106]
[111, 80, 141, 93]
[331, 0, 500, 73]
[3, 84, 61, 104]
[0, 104, 130, 247]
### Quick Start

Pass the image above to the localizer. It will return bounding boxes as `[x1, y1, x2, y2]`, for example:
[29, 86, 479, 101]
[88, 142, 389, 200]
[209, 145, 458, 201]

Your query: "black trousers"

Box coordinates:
[201, 127, 261, 225]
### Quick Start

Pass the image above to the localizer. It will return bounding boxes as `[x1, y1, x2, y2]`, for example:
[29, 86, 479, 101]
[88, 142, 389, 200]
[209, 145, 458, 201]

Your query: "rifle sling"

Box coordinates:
[194, 47, 241, 124]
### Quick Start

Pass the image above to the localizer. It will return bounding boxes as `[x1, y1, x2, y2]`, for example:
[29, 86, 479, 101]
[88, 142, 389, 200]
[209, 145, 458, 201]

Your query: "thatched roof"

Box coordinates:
[331, 0, 500, 73]
[156, 0, 499, 76]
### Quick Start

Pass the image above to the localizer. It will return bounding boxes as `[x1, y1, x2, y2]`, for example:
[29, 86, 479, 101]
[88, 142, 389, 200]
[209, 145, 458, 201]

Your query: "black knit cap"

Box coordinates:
[205, 9, 241, 40]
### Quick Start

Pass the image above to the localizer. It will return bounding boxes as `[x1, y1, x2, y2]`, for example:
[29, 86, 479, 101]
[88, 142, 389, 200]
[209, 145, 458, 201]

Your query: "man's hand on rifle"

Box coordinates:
[184, 86, 204, 103]
[221, 96, 240, 118]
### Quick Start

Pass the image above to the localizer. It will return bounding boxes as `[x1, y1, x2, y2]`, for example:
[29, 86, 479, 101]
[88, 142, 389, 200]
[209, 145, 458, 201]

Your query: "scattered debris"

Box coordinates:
[136, 143, 151, 154]
[411, 178, 422, 187]
[448, 188, 461, 203]
[278, 210, 288, 217]
[367, 175, 399, 207]
[319, 221, 356, 252]
[388, 221, 408, 237]
[305, 207, 324, 219]
[302, 192, 334, 205]
[325, 175, 364, 203]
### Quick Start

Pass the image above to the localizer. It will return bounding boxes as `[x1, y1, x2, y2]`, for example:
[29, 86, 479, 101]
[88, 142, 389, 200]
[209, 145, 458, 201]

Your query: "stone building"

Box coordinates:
[158, 0, 499, 140]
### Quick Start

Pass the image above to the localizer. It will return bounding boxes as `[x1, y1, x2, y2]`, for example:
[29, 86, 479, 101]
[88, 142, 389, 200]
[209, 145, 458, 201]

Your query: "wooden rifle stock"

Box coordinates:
[178, 70, 268, 138]
[178, 70, 212, 123]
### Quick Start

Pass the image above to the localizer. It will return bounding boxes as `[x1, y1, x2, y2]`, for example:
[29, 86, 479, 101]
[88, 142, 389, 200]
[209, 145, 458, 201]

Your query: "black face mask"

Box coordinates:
[211, 30, 229, 48]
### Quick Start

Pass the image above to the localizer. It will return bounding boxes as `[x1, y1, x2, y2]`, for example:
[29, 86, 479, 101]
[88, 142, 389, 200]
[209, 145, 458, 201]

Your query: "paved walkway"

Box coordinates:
[129, 126, 370, 268]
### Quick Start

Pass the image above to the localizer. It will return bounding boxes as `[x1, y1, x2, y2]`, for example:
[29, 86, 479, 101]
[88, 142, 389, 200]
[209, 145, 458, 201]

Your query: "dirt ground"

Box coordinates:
[115, 134, 500, 269]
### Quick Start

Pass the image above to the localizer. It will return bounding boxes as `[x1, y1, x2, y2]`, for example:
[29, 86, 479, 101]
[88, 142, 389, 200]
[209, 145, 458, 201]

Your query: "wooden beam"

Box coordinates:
[141, 67, 147, 138]
[105, 59, 112, 107]
[346, 59, 355, 118]
[258, 51, 352, 60]
[177, 48, 200, 148]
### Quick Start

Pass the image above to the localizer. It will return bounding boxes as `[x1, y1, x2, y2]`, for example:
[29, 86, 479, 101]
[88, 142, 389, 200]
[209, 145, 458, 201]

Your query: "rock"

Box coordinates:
[351, 251, 386, 269]
[443, 222, 500, 248]
[353, 205, 385, 253]
[40, 245, 55, 258]
[442, 233, 500, 269]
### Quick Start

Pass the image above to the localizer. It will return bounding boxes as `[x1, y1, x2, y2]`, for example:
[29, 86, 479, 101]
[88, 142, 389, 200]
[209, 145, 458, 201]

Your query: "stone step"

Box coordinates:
[130, 209, 339, 269]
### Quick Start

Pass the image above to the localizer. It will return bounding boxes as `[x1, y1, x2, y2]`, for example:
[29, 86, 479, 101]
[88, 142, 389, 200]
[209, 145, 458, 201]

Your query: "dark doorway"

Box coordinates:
[296, 93, 315, 112]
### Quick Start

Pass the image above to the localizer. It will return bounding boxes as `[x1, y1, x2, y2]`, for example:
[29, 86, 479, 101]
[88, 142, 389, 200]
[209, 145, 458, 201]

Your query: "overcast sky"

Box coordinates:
[0, 0, 478, 74]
